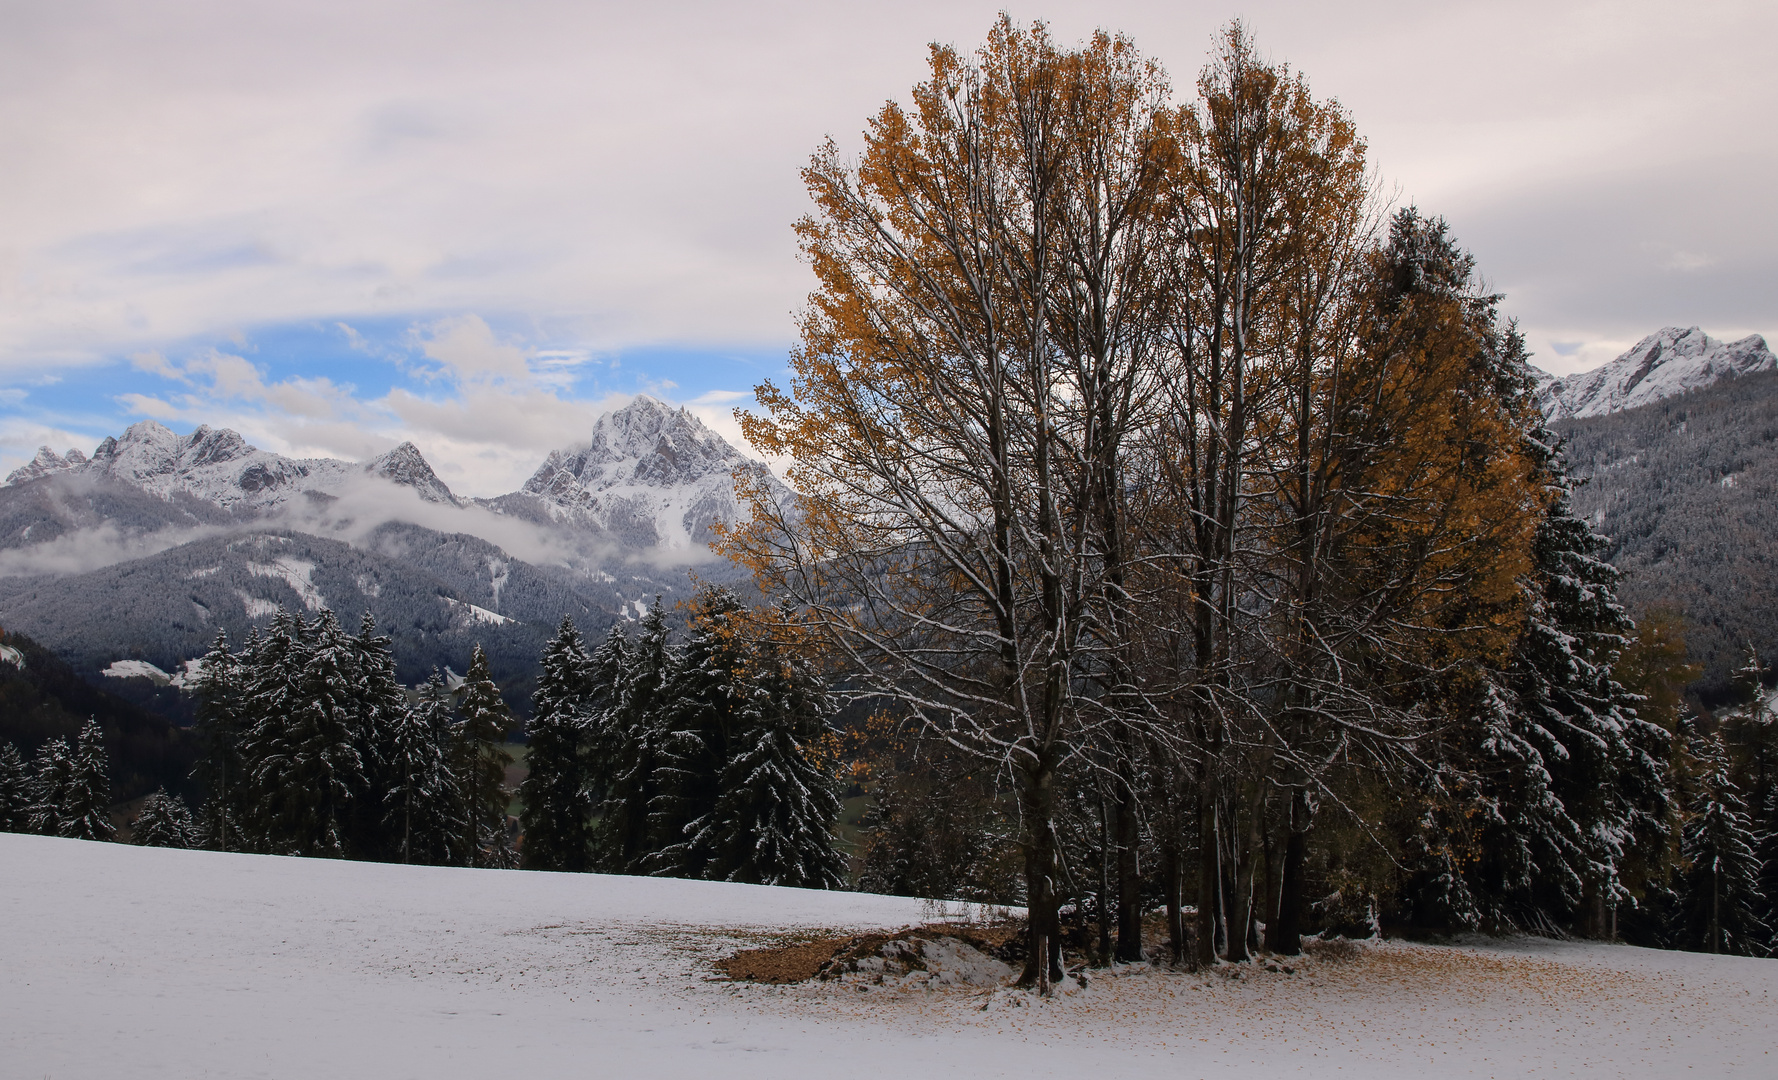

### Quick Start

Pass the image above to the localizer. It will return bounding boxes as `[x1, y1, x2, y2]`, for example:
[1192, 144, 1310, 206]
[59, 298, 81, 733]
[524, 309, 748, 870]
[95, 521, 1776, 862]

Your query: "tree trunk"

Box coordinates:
[1020, 756, 1064, 990]
[1267, 789, 1309, 955]
[1195, 761, 1223, 967]
[1097, 791, 1113, 964]
[1115, 755, 1143, 962]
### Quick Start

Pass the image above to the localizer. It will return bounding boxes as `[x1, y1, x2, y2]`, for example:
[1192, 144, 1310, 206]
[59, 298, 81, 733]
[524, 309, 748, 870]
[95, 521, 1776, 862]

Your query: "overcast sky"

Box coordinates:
[1, 0, 1772, 495]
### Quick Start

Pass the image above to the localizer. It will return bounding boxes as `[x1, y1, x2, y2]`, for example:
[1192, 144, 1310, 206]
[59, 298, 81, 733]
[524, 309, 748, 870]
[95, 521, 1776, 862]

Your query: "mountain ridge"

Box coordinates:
[1537, 326, 1775, 421]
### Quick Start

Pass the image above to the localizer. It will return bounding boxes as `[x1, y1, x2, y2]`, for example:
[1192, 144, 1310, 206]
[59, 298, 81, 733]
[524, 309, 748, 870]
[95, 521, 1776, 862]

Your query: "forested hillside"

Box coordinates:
[1558, 369, 1778, 701]
[0, 630, 196, 801]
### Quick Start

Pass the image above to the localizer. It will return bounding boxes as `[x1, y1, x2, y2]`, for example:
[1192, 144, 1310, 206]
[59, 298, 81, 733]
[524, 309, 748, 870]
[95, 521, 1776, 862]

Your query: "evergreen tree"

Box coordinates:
[593, 601, 674, 874]
[518, 617, 599, 871]
[189, 630, 248, 851]
[27, 736, 72, 836]
[251, 610, 363, 856]
[131, 788, 199, 849]
[1487, 411, 1671, 936]
[694, 615, 846, 888]
[1676, 726, 1770, 955]
[452, 643, 515, 868]
[384, 671, 464, 865]
[646, 587, 749, 879]
[347, 613, 409, 859]
[234, 610, 309, 848]
[61, 718, 115, 841]
[0, 742, 30, 832]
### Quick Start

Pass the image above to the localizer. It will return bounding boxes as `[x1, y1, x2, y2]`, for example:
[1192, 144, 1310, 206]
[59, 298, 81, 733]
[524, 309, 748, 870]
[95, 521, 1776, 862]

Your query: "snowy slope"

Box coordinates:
[1538, 326, 1776, 420]
[3, 420, 461, 509]
[508, 394, 788, 553]
[5, 833, 1775, 1080]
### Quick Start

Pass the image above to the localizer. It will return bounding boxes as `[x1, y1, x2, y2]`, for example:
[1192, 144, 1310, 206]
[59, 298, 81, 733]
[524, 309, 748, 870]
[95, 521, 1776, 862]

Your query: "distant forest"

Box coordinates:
[1560, 369, 1778, 702]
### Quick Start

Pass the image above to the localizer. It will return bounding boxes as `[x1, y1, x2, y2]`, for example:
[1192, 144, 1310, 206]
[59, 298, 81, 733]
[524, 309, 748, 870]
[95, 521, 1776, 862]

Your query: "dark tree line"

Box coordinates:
[518, 588, 845, 888]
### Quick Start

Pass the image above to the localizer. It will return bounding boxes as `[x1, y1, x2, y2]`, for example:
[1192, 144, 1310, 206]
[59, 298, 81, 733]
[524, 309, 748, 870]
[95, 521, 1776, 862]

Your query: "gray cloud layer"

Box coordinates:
[0, 0, 1769, 381]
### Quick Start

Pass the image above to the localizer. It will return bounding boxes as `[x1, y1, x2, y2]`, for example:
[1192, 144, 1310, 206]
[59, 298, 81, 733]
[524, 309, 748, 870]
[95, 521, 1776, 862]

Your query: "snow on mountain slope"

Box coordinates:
[2, 420, 461, 509]
[1538, 326, 1776, 420]
[510, 394, 788, 553]
[6, 833, 1776, 1080]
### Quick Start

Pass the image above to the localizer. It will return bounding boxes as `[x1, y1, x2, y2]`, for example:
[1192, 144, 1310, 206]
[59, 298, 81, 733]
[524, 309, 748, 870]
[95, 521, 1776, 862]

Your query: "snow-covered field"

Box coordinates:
[3, 833, 1773, 1079]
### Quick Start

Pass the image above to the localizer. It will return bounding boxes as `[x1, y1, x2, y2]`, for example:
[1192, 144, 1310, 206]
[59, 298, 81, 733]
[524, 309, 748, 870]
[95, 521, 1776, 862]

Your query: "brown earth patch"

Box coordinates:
[715, 920, 1027, 984]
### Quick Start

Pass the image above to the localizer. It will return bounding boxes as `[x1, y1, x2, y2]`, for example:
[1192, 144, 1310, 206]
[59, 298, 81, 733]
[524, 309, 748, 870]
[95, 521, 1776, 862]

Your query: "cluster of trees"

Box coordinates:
[519, 590, 845, 889]
[1, 590, 851, 894]
[183, 607, 518, 865]
[719, 16, 1772, 987]
[0, 718, 117, 841]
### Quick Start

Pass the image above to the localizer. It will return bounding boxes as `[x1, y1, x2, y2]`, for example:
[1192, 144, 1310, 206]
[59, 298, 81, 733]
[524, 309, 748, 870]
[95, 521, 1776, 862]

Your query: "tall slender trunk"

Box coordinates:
[1267, 789, 1310, 954]
[1115, 753, 1143, 962]
[1097, 791, 1113, 964]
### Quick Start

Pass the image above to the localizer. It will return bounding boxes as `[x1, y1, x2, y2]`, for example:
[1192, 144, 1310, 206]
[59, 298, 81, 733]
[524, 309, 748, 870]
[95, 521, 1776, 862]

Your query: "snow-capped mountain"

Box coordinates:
[503, 394, 785, 553]
[1538, 327, 1776, 421]
[4, 421, 460, 509]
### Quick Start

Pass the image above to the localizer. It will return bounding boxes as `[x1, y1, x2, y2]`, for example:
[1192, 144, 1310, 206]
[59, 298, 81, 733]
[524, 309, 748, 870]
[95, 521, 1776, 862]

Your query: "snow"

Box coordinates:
[0, 642, 23, 668]
[248, 556, 326, 611]
[4, 833, 1774, 1079]
[237, 589, 280, 619]
[1540, 327, 1776, 420]
[445, 596, 514, 626]
[102, 658, 172, 683]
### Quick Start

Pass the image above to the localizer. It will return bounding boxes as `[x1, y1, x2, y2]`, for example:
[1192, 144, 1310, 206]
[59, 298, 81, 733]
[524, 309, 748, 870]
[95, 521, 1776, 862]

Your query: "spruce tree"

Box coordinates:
[696, 614, 846, 888]
[131, 788, 199, 849]
[252, 610, 363, 856]
[594, 601, 674, 874]
[518, 617, 599, 871]
[1676, 726, 1770, 955]
[452, 643, 515, 868]
[347, 613, 409, 859]
[0, 742, 30, 832]
[27, 737, 72, 836]
[234, 610, 309, 849]
[189, 630, 248, 851]
[646, 587, 748, 879]
[61, 718, 115, 842]
[384, 671, 464, 865]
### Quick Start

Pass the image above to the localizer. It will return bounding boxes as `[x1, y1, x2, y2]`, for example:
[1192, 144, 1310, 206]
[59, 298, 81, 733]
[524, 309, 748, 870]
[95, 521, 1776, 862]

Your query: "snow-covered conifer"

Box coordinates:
[452, 643, 515, 867]
[1677, 727, 1770, 955]
[60, 718, 115, 842]
[189, 630, 248, 851]
[131, 788, 199, 849]
[695, 611, 845, 888]
[593, 602, 674, 874]
[252, 610, 363, 856]
[518, 617, 599, 871]
[347, 613, 409, 859]
[0, 742, 30, 832]
[645, 587, 748, 879]
[27, 737, 72, 836]
[384, 671, 464, 865]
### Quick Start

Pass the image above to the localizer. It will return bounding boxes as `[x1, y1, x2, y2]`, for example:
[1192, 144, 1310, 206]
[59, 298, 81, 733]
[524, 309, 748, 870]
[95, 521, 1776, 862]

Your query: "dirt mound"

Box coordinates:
[716, 923, 1024, 986]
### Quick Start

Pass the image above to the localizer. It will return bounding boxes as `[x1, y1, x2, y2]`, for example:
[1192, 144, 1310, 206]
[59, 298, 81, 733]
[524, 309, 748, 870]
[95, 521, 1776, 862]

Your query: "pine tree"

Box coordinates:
[1676, 726, 1770, 955]
[234, 609, 309, 849]
[518, 617, 600, 871]
[131, 788, 199, 849]
[61, 718, 115, 841]
[695, 614, 846, 888]
[189, 630, 248, 851]
[27, 737, 72, 836]
[384, 671, 464, 865]
[593, 601, 674, 874]
[347, 613, 410, 860]
[646, 587, 749, 879]
[251, 610, 363, 856]
[0, 742, 30, 832]
[452, 643, 515, 868]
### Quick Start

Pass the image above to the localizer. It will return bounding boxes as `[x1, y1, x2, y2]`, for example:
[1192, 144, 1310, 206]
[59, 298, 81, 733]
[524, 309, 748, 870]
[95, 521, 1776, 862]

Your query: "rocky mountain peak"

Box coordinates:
[1539, 327, 1776, 421]
[364, 442, 458, 505]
